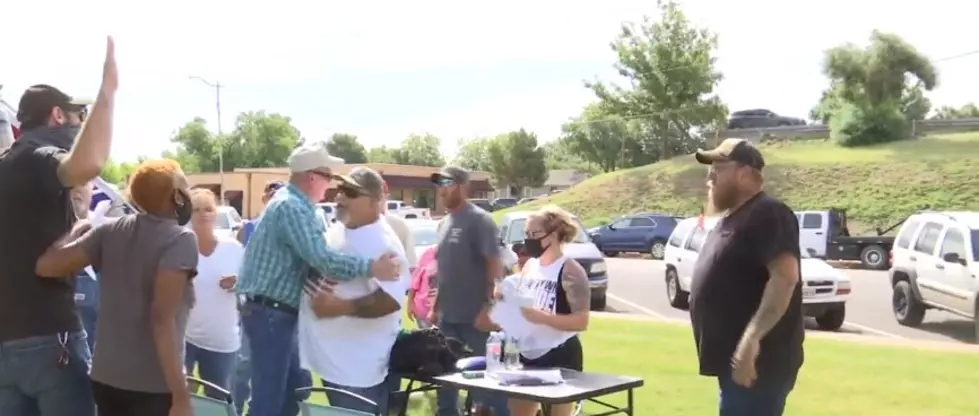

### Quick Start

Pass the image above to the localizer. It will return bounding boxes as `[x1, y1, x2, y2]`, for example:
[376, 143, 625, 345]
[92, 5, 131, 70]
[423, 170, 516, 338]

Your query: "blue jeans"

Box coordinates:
[321, 376, 393, 414]
[75, 272, 99, 352]
[0, 331, 95, 416]
[436, 321, 509, 416]
[240, 302, 312, 416]
[185, 342, 238, 400]
[718, 374, 795, 416]
[233, 328, 252, 415]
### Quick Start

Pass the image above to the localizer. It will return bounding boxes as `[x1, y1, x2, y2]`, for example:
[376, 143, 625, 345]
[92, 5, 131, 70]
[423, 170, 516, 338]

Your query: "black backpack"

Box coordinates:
[389, 327, 471, 379]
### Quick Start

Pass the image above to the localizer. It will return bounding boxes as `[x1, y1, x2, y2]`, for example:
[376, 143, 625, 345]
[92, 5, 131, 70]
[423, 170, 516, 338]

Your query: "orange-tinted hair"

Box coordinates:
[127, 159, 183, 214]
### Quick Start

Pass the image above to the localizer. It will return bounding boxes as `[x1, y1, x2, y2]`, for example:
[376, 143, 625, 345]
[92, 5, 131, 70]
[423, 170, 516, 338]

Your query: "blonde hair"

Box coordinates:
[190, 188, 218, 209]
[529, 205, 579, 243]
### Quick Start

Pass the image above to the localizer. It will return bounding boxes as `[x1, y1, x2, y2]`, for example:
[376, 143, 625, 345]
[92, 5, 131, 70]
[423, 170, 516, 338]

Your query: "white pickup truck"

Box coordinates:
[386, 200, 431, 220]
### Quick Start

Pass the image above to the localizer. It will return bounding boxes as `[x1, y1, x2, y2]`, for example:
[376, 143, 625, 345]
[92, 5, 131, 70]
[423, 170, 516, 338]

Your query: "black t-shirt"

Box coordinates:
[689, 192, 804, 386]
[0, 139, 81, 341]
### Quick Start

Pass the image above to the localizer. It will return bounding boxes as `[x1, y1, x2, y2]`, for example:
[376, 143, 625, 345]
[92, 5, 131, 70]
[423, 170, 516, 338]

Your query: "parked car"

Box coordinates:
[214, 206, 244, 240]
[470, 199, 494, 212]
[491, 198, 518, 211]
[588, 214, 680, 259]
[408, 218, 518, 273]
[888, 211, 979, 339]
[386, 200, 431, 219]
[795, 209, 895, 270]
[517, 197, 539, 205]
[664, 216, 852, 330]
[499, 211, 608, 310]
[727, 109, 806, 129]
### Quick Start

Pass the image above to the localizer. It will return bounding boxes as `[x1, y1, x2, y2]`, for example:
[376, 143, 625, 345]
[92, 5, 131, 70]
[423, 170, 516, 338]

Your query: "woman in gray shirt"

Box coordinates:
[36, 159, 199, 416]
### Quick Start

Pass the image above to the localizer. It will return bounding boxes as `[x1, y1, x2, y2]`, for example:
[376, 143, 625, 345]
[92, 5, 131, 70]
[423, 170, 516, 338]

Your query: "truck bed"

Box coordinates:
[829, 235, 895, 245]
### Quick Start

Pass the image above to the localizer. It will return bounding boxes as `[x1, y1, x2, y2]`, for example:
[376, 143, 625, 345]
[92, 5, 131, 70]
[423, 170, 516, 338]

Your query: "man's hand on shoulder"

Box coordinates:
[371, 252, 401, 280]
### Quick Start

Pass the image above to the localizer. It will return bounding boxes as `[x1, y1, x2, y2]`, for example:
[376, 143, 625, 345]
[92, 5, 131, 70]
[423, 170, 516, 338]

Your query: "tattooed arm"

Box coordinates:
[346, 288, 402, 318]
[537, 258, 591, 332]
[741, 202, 801, 343]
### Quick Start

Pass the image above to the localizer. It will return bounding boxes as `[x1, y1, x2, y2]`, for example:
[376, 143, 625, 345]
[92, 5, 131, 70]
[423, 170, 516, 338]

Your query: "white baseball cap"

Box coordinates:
[287, 142, 345, 173]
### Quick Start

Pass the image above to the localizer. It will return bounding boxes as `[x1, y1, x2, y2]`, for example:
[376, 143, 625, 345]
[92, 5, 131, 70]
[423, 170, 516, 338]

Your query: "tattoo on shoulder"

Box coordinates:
[561, 259, 591, 313]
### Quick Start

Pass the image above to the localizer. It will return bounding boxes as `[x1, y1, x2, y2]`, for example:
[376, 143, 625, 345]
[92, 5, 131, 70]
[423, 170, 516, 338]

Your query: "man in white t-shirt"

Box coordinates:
[298, 167, 409, 414]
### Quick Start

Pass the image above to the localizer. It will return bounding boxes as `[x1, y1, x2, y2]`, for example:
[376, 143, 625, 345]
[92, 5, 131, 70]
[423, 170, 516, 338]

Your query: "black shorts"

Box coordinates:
[91, 380, 172, 416]
[520, 335, 583, 371]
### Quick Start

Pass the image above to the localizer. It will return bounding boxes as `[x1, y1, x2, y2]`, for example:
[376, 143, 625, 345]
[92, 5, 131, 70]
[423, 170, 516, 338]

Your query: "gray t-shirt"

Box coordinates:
[80, 213, 198, 393]
[435, 203, 500, 323]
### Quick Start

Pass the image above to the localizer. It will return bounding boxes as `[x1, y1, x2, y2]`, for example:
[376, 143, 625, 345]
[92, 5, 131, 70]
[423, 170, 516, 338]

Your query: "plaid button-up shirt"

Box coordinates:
[237, 184, 370, 308]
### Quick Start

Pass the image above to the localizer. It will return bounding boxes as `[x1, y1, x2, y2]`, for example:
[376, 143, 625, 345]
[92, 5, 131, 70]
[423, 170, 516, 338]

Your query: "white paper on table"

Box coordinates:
[493, 369, 564, 385]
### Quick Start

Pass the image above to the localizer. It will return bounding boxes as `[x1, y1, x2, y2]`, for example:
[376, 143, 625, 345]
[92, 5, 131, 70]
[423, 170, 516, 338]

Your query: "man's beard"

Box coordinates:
[705, 186, 735, 215]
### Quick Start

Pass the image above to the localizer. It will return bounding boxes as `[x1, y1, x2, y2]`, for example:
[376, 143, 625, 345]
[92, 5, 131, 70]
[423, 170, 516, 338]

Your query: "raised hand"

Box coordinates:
[101, 36, 118, 94]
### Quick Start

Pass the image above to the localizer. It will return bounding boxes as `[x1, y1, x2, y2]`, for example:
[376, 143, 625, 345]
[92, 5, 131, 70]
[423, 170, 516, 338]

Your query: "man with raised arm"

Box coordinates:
[0, 37, 117, 416]
[236, 142, 401, 416]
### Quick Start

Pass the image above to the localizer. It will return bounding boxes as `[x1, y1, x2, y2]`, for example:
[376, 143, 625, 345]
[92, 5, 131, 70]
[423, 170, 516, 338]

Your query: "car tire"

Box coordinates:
[649, 240, 667, 260]
[665, 268, 689, 310]
[603, 251, 619, 258]
[815, 305, 846, 331]
[590, 296, 607, 311]
[893, 280, 925, 327]
[860, 245, 888, 270]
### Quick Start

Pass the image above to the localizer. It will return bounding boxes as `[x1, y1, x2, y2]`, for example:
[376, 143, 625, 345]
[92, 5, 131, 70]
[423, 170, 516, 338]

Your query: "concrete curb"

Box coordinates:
[592, 312, 979, 354]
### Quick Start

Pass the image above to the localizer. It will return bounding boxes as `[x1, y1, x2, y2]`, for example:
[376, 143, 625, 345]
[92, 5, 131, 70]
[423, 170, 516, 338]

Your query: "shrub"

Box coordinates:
[830, 102, 910, 147]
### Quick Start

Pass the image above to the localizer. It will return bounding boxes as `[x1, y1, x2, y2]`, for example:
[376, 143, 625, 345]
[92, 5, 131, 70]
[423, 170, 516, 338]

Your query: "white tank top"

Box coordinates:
[516, 256, 577, 359]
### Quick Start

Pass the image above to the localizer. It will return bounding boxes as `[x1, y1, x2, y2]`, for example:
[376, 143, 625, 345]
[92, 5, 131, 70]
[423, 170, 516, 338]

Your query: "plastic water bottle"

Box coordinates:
[503, 334, 523, 370]
[486, 331, 504, 375]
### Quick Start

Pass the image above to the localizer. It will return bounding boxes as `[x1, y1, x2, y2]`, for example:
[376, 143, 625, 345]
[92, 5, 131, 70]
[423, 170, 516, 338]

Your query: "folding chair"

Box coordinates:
[186, 376, 237, 416]
[295, 386, 378, 416]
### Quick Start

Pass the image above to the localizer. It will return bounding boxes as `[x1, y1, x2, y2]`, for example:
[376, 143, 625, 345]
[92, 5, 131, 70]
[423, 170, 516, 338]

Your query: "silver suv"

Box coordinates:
[889, 211, 979, 341]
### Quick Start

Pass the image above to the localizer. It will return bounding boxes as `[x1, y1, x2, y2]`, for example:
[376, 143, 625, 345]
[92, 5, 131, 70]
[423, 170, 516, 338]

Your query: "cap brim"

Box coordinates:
[69, 97, 94, 106]
[694, 149, 727, 165]
[332, 174, 365, 190]
[430, 173, 446, 184]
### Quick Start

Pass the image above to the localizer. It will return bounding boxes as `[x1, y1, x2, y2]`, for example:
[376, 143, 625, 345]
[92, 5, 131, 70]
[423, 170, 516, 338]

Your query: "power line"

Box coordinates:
[562, 46, 979, 129]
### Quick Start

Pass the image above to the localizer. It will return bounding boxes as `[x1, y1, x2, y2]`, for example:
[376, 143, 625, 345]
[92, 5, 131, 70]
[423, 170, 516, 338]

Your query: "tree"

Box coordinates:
[541, 138, 600, 175]
[394, 133, 445, 167]
[811, 81, 932, 125]
[586, 0, 726, 162]
[168, 112, 302, 172]
[454, 138, 493, 172]
[101, 159, 138, 185]
[821, 31, 937, 146]
[486, 129, 547, 195]
[367, 146, 399, 164]
[326, 133, 368, 163]
[932, 103, 979, 120]
[561, 103, 648, 173]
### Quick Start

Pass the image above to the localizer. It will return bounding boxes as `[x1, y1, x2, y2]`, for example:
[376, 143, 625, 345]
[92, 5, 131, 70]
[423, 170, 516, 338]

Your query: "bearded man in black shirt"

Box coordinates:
[688, 139, 805, 416]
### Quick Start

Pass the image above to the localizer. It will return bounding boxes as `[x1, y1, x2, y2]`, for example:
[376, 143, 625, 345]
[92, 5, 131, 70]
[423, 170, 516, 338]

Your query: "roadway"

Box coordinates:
[603, 257, 977, 344]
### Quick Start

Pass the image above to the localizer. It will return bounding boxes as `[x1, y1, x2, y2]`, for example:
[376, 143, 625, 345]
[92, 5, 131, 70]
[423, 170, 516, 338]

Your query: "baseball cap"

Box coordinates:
[287, 142, 344, 174]
[429, 166, 470, 185]
[16, 84, 93, 126]
[333, 167, 385, 199]
[694, 139, 766, 170]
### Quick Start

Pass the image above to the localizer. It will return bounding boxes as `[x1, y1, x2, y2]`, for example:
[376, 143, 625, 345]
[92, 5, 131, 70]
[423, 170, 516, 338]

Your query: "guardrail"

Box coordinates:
[716, 118, 979, 141]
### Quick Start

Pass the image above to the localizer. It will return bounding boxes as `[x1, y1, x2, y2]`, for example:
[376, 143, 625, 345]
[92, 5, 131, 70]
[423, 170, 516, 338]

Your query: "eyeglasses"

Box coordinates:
[337, 185, 364, 199]
[525, 229, 550, 239]
[435, 178, 455, 187]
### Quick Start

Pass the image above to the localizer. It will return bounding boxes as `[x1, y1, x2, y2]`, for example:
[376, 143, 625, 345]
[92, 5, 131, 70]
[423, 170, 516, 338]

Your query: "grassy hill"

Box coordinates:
[494, 133, 979, 234]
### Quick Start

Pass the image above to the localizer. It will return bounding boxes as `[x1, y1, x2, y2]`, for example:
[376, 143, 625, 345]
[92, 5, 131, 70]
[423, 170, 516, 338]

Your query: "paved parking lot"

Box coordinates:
[603, 258, 977, 344]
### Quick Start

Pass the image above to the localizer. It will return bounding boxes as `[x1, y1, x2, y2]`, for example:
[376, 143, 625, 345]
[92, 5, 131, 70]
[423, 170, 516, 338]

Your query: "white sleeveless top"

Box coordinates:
[512, 256, 577, 359]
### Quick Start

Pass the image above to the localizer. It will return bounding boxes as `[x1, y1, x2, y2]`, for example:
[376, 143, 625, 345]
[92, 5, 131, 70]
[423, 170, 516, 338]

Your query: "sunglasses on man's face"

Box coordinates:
[435, 178, 455, 187]
[337, 185, 365, 199]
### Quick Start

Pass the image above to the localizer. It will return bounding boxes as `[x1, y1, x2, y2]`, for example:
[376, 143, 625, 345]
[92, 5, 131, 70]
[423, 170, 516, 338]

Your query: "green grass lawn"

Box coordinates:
[493, 133, 979, 233]
[298, 316, 979, 416]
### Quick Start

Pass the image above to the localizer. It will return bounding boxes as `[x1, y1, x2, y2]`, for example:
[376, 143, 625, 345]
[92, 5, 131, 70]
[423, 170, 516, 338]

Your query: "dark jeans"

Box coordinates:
[91, 380, 171, 416]
[436, 321, 509, 416]
[233, 328, 252, 415]
[240, 302, 312, 416]
[717, 374, 795, 416]
[185, 342, 238, 400]
[0, 331, 95, 416]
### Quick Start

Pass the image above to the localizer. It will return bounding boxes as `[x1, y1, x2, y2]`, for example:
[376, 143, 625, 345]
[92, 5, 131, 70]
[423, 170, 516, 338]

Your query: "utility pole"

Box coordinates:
[188, 76, 225, 204]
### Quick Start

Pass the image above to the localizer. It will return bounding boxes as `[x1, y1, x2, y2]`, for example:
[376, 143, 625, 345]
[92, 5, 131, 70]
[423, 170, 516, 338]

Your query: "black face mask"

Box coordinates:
[523, 232, 552, 258]
[174, 191, 192, 226]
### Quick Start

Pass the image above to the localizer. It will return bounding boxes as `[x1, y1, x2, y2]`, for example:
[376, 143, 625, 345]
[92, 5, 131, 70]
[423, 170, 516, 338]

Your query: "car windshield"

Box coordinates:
[410, 224, 439, 246]
[506, 217, 591, 244]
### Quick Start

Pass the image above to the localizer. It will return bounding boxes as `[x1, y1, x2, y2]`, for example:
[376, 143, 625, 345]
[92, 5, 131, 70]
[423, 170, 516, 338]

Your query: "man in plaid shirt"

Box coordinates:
[236, 142, 401, 416]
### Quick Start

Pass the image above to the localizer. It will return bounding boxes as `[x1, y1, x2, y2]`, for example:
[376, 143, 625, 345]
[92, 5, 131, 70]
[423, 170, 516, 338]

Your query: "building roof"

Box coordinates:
[543, 169, 590, 187]
[234, 163, 492, 181]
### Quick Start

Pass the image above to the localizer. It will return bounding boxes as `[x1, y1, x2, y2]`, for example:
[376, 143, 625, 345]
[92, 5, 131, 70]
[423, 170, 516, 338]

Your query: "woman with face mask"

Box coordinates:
[35, 159, 200, 416]
[504, 205, 592, 416]
[184, 189, 245, 401]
